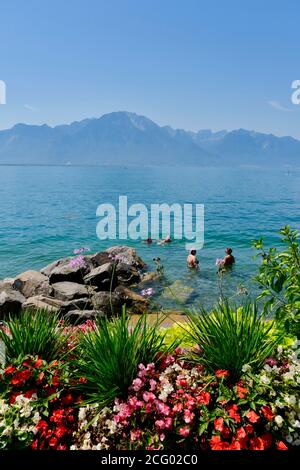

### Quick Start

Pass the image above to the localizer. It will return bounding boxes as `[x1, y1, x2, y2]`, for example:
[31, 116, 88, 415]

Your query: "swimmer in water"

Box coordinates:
[187, 249, 199, 269]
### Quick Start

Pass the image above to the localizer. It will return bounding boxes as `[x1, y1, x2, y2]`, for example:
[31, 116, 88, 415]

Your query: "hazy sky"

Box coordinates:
[1, 0, 300, 137]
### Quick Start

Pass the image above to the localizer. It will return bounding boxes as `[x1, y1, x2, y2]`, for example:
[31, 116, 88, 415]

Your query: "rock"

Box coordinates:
[64, 310, 103, 323]
[0, 278, 15, 291]
[12, 270, 52, 298]
[105, 246, 145, 269]
[86, 252, 111, 268]
[139, 271, 161, 284]
[115, 263, 141, 285]
[91, 292, 122, 316]
[52, 281, 90, 301]
[0, 289, 26, 317]
[61, 297, 93, 314]
[114, 286, 149, 314]
[161, 280, 194, 304]
[22, 295, 65, 313]
[41, 257, 91, 284]
[83, 263, 116, 290]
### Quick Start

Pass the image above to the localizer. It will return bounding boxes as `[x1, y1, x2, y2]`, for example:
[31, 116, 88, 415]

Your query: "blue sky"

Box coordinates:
[1, 0, 300, 137]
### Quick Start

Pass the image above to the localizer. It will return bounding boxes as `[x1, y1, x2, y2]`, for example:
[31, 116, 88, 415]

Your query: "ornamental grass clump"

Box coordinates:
[73, 309, 176, 407]
[184, 301, 283, 380]
[0, 309, 70, 363]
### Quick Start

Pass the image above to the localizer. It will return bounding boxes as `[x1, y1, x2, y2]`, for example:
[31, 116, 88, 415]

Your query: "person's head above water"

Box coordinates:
[190, 249, 197, 255]
[226, 248, 233, 255]
[165, 235, 171, 242]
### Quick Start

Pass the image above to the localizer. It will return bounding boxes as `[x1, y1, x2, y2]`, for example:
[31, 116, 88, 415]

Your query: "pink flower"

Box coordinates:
[143, 392, 156, 403]
[155, 419, 166, 430]
[130, 429, 142, 441]
[179, 426, 190, 437]
[184, 409, 195, 424]
[132, 378, 143, 391]
[164, 417, 173, 429]
[156, 401, 171, 416]
[149, 379, 157, 391]
[173, 402, 183, 413]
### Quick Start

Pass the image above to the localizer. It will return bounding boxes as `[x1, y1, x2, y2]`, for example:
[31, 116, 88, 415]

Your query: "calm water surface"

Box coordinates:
[0, 165, 299, 309]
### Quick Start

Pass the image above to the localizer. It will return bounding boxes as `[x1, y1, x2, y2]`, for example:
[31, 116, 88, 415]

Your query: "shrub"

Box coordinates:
[0, 309, 70, 363]
[253, 225, 300, 338]
[183, 301, 282, 380]
[73, 309, 176, 407]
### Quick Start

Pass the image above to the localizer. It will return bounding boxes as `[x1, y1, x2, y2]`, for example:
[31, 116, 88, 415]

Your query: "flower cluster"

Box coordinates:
[73, 346, 299, 450]
[0, 394, 42, 449]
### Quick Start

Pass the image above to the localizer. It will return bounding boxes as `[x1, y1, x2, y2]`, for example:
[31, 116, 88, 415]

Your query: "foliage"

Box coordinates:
[253, 225, 300, 338]
[160, 322, 195, 349]
[73, 309, 177, 407]
[72, 345, 299, 450]
[0, 309, 71, 363]
[183, 301, 282, 380]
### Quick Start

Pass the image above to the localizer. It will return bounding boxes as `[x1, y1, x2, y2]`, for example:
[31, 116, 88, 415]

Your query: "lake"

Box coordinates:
[0, 165, 299, 309]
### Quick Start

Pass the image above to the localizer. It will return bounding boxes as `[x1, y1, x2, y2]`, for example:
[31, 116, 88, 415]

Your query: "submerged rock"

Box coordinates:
[161, 280, 194, 304]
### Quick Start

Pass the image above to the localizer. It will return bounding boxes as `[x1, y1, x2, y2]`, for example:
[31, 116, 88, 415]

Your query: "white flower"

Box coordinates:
[275, 415, 283, 426]
[78, 408, 86, 422]
[260, 375, 270, 385]
[293, 439, 300, 446]
[286, 435, 293, 443]
[242, 364, 251, 372]
[285, 395, 296, 406]
[32, 412, 40, 425]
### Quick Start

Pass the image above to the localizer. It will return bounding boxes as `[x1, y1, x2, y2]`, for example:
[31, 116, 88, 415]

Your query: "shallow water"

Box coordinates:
[0, 165, 299, 309]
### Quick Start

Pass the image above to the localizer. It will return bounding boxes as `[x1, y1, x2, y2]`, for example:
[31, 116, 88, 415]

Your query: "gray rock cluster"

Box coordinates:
[0, 246, 150, 323]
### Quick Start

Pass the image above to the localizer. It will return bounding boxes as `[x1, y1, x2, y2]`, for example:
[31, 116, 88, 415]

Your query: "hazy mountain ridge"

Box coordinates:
[0, 111, 299, 166]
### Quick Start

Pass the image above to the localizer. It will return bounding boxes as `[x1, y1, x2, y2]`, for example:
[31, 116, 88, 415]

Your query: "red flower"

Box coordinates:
[31, 439, 38, 450]
[237, 382, 248, 399]
[226, 404, 241, 423]
[246, 410, 260, 423]
[11, 369, 31, 385]
[4, 365, 16, 375]
[261, 433, 273, 449]
[50, 360, 59, 368]
[245, 424, 254, 434]
[62, 393, 74, 405]
[9, 392, 20, 404]
[210, 435, 230, 450]
[216, 369, 230, 379]
[214, 417, 224, 432]
[49, 437, 58, 448]
[24, 389, 37, 399]
[249, 437, 264, 450]
[34, 358, 43, 368]
[57, 444, 67, 450]
[52, 375, 60, 386]
[236, 426, 246, 440]
[36, 420, 48, 431]
[261, 405, 274, 421]
[79, 376, 87, 383]
[55, 425, 68, 438]
[197, 391, 210, 406]
[276, 441, 288, 450]
[179, 426, 190, 437]
[221, 426, 231, 439]
[229, 439, 241, 450]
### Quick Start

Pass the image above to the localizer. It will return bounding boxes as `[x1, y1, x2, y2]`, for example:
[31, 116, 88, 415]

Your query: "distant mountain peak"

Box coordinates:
[0, 111, 299, 167]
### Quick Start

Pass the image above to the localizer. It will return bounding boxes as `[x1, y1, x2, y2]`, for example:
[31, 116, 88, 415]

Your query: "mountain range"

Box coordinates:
[0, 111, 299, 167]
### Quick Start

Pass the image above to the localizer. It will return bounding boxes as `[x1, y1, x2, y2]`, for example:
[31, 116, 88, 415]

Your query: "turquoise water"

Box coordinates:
[0, 165, 299, 309]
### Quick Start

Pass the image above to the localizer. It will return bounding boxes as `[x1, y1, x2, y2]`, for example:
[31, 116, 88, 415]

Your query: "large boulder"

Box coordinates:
[52, 281, 90, 301]
[114, 286, 149, 314]
[83, 263, 116, 290]
[61, 297, 93, 314]
[64, 309, 102, 324]
[0, 288, 25, 318]
[22, 295, 65, 313]
[91, 292, 123, 316]
[0, 278, 15, 291]
[86, 252, 111, 268]
[115, 263, 141, 285]
[41, 257, 91, 284]
[13, 270, 52, 298]
[105, 246, 145, 269]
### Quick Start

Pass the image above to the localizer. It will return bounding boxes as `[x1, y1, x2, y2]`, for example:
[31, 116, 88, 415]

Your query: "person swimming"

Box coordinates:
[187, 249, 199, 269]
[143, 237, 153, 244]
[157, 235, 172, 245]
[223, 247, 235, 266]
